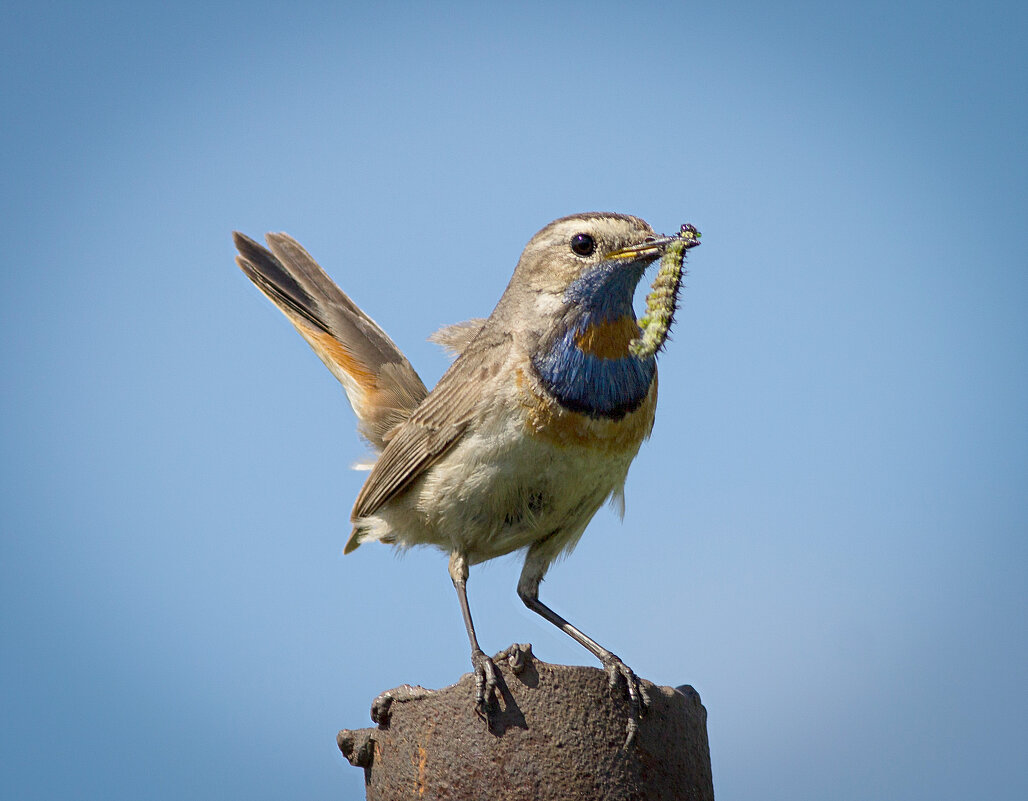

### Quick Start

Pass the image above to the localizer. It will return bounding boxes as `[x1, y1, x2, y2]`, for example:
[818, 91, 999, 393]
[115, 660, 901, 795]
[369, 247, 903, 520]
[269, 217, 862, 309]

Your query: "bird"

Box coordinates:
[233, 212, 699, 741]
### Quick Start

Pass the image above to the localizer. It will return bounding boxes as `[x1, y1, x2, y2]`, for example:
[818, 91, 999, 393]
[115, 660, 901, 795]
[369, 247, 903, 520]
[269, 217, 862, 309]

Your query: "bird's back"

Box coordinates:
[348, 315, 658, 564]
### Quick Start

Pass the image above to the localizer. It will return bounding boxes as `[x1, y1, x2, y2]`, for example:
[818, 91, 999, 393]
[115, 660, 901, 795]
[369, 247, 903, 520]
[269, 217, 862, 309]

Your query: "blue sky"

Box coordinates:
[2, 2, 1025, 799]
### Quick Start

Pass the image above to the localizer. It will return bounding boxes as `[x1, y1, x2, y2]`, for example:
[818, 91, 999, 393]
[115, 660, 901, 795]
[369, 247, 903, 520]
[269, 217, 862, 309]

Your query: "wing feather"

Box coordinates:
[428, 318, 487, 358]
[350, 332, 512, 524]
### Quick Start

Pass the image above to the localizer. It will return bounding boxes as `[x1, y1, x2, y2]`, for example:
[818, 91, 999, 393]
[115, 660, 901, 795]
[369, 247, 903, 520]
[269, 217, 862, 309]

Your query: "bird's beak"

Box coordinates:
[605, 224, 702, 262]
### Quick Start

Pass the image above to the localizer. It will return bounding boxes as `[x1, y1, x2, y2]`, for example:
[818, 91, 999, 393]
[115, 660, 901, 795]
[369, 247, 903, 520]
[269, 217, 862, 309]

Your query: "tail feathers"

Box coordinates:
[344, 522, 394, 554]
[234, 232, 428, 450]
[344, 526, 362, 554]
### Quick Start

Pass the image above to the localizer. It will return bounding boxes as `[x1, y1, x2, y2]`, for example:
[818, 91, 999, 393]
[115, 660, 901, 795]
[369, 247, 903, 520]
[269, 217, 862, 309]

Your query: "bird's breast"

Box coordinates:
[515, 363, 657, 455]
[572, 315, 642, 359]
[531, 314, 656, 421]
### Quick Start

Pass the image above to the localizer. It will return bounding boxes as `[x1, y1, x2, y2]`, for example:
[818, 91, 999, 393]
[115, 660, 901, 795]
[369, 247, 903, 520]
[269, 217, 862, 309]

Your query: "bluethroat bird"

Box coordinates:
[234, 213, 700, 741]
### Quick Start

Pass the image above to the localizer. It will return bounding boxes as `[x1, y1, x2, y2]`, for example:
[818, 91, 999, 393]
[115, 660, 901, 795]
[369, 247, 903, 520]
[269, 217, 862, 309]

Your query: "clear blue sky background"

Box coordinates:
[2, 2, 1025, 799]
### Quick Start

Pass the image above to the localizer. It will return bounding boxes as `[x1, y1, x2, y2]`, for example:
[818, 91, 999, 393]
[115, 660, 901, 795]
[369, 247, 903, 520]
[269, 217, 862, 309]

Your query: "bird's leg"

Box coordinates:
[517, 551, 650, 747]
[449, 551, 500, 714]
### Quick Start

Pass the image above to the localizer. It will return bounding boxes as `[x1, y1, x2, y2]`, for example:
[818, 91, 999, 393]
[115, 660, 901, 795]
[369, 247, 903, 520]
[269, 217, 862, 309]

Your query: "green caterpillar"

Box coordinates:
[630, 225, 701, 359]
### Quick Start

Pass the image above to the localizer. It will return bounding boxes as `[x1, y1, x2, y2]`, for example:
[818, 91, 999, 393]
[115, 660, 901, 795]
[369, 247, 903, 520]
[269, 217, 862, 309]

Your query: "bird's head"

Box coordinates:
[497, 212, 693, 345]
[495, 212, 697, 419]
[507, 213, 667, 320]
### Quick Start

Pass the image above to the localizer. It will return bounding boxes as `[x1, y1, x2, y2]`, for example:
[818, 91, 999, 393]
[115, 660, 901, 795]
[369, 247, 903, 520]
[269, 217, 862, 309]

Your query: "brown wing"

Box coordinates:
[347, 331, 512, 539]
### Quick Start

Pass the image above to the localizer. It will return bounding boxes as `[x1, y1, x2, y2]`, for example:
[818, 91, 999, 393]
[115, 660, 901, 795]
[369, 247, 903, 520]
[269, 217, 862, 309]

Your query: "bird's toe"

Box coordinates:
[601, 654, 650, 747]
[471, 649, 501, 715]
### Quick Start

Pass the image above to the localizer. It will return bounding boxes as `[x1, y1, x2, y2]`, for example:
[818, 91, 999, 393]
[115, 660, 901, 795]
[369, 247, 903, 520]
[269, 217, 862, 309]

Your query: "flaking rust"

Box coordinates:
[338, 647, 715, 800]
[630, 224, 701, 359]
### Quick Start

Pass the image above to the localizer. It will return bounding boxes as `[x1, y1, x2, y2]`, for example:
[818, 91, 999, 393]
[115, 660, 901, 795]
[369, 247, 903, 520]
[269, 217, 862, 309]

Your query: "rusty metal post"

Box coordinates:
[338, 645, 714, 800]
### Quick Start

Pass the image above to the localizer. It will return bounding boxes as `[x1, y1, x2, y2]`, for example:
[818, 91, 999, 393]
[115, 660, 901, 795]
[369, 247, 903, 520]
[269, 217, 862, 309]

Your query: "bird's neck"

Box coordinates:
[532, 267, 655, 420]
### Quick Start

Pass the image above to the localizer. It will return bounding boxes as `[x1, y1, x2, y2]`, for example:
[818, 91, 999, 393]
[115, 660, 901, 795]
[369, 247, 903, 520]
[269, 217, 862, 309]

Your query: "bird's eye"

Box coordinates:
[570, 233, 595, 256]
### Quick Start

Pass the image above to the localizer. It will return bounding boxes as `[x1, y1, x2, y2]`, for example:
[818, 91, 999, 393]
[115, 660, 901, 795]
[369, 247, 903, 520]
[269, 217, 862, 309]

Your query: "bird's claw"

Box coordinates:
[601, 653, 650, 748]
[471, 649, 501, 715]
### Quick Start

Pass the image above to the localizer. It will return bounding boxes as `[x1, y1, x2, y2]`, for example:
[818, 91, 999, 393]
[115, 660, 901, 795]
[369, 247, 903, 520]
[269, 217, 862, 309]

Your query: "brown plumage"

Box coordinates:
[234, 232, 427, 450]
[234, 215, 701, 747]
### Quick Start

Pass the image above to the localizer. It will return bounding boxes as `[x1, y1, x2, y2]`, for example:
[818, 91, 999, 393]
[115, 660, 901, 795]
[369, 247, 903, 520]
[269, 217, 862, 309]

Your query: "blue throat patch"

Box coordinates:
[532, 260, 657, 420]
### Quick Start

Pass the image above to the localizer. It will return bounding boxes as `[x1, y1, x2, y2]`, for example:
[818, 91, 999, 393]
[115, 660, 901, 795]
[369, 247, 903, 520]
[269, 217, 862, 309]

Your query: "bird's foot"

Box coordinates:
[601, 653, 651, 748]
[471, 648, 502, 715]
[370, 683, 434, 726]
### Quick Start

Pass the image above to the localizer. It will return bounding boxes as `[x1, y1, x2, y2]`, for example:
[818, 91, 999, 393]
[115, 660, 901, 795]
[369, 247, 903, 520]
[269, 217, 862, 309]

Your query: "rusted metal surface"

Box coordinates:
[338, 645, 714, 800]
